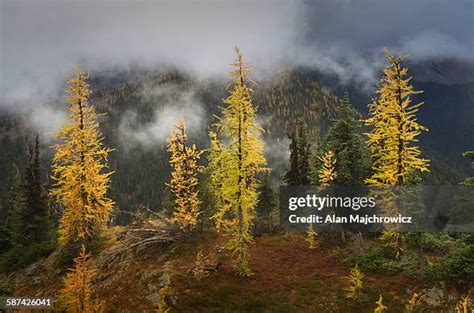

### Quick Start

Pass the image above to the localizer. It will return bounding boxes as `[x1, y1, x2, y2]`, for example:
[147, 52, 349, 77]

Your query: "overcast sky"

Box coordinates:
[302, 0, 473, 56]
[0, 0, 473, 133]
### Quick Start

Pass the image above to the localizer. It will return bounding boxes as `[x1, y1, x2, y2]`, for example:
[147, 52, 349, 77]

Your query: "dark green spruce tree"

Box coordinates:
[283, 121, 311, 185]
[14, 134, 51, 247]
[0, 166, 24, 253]
[308, 93, 367, 243]
[256, 174, 278, 233]
[297, 122, 311, 184]
[309, 92, 367, 185]
[0, 135, 54, 271]
[283, 132, 299, 185]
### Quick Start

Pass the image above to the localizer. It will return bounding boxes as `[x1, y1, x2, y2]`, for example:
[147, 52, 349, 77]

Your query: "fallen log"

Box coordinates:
[125, 229, 170, 234]
[108, 234, 176, 262]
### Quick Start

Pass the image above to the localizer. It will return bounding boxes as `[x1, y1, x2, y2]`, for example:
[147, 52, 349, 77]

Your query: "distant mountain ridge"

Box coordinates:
[300, 60, 474, 170]
[408, 58, 474, 85]
[1, 64, 472, 220]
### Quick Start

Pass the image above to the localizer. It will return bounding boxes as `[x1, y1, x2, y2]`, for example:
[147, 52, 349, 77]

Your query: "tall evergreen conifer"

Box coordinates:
[284, 121, 311, 185]
[0, 166, 24, 251]
[256, 174, 277, 233]
[19, 134, 50, 245]
[312, 93, 366, 185]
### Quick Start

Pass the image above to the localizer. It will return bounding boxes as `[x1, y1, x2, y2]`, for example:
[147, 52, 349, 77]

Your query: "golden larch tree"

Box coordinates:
[57, 245, 103, 312]
[345, 264, 364, 300]
[51, 67, 114, 246]
[313, 150, 337, 247]
[167, 117, 202, 232]
[208, 48, 268, 276]
[374, 295, 387, 313]
[319, 150, 337, 186]
[365, 48, 429, 186]
[405, 292, 420, 312]
[455, 295, 470, 313]
[364, 49, 429, 259]
[305, 223, 318, 249]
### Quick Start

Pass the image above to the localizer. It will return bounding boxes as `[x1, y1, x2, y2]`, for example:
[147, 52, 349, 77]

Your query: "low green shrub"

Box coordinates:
[0, 239, 56, 272]
[425, 237, 474, 288]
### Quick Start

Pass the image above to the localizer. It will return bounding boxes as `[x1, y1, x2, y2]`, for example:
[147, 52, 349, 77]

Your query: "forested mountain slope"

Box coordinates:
[0, 69, 343, 222]
[306, 66, 474, 170]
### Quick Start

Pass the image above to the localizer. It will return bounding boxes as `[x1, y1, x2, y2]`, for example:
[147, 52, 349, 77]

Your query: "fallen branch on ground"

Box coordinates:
[108, 234, 176, 262]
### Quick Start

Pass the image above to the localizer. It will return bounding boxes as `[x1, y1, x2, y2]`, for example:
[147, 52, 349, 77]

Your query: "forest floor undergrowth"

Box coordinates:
[0, 227, 466, 312]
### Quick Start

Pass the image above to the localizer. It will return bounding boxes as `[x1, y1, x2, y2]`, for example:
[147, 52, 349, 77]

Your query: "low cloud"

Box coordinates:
[118, 84, 205, 150]
[292, 44, 386, 90]
[28, 105, 66, 140]
[395, 30, 474, 61]
[1, 0, 472, 138]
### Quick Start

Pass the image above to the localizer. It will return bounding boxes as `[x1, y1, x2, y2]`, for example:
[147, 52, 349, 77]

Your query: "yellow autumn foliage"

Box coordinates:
[51, 67, 114, 246]
[455, 295, 471, 313]
[345, 265, 364, 300]
[404, 292, 420, 312]
[318, 150, 337, 186]
[365, 48, 429, 186]
[305, 224, 318, 249]
[374, 295, 387, 313]
[57, 245, 103, 312]
[167, 117, 202, 232]
[380, 230, 405, 259]
[208, 48, 268, 276]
